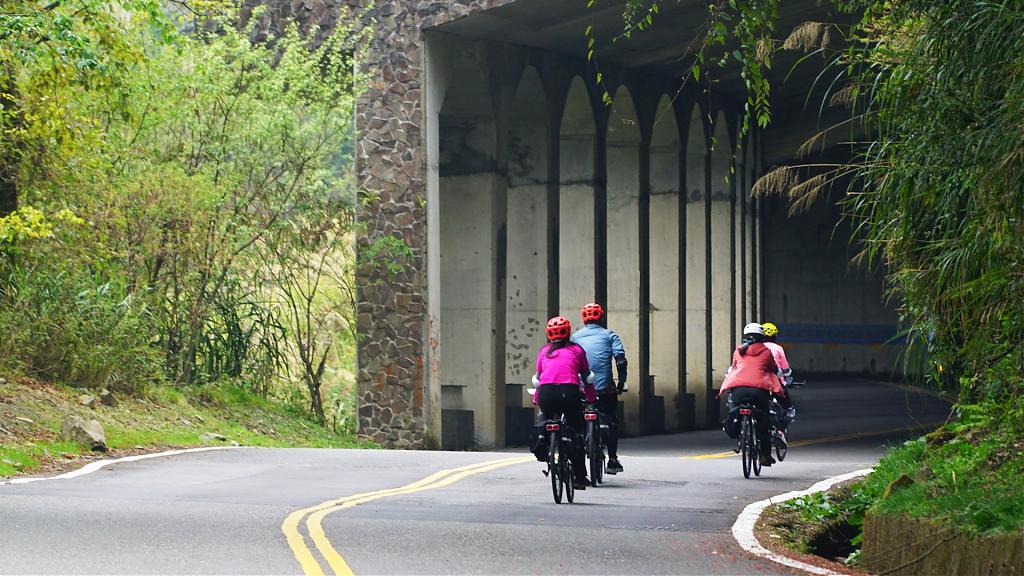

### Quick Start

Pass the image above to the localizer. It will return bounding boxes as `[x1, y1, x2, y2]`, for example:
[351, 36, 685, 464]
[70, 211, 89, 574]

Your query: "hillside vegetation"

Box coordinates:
[1, 0, 370, 463]
[0, 375, 367, 478]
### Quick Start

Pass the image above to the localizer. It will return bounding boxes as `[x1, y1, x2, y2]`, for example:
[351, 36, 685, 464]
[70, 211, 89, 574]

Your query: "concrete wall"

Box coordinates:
[862, 511, 1024, 576]
[762, 189, 902, 376]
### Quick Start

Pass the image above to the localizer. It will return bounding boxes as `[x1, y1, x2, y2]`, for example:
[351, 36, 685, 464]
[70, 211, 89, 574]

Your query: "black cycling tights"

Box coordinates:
[536, 384, 588, 480]
[595, 393, 619, 459]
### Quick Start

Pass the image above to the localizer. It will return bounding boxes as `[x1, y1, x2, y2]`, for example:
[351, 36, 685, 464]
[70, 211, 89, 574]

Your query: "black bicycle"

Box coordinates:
[583, 407, 605, 487]
[737, 404, 762, 479]
[769, 399, 789, 462]
[541, 416, 576, 503]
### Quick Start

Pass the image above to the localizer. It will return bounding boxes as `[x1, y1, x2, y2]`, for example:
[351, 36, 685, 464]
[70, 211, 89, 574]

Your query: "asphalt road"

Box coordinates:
[0, 379, 950, 575]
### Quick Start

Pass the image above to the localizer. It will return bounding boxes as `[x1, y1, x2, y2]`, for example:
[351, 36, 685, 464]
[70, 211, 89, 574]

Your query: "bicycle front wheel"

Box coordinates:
[775, 430, 788, 462]
[740, 418, 753, 479]
[752, 420, 763, 477]
[587, 421, 600, 487]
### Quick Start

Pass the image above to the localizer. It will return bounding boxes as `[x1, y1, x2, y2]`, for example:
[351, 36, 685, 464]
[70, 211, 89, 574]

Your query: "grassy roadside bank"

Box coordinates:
[758, 399, 1024, 571]
[0, 375, 370, 478]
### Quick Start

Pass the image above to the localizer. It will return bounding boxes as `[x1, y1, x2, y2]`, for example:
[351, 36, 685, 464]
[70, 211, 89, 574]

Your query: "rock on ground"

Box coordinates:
[60, 417, 107, 452]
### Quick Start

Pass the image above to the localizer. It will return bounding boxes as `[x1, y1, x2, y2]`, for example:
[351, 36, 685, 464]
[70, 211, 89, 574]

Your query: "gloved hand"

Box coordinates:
[617, 380, 628, 394]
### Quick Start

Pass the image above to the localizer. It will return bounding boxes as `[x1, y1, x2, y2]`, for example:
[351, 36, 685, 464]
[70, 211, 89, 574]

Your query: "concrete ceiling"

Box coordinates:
[433, 1, 856, 164]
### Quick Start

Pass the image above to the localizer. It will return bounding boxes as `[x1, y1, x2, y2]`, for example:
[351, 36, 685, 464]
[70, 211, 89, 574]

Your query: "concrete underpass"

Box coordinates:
[354, 0, 902, 450]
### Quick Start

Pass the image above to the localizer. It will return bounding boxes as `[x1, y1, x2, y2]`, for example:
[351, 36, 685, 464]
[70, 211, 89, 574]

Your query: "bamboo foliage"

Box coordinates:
[842, 1, 1024, 396]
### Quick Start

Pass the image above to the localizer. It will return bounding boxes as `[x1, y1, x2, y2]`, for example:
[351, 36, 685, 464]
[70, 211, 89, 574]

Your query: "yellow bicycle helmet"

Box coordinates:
[762, 322, 779, 338]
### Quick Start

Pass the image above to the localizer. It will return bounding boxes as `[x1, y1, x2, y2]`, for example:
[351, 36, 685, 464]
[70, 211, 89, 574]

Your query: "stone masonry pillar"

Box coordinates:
[352, 1, 515, 448]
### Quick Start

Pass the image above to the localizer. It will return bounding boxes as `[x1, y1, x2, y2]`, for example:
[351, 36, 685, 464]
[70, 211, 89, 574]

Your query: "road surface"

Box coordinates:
[0, 379, 950, 575]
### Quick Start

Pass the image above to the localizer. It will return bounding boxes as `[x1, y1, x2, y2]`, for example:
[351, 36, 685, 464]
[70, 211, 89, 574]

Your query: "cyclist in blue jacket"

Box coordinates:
[572, 303, 628, 474]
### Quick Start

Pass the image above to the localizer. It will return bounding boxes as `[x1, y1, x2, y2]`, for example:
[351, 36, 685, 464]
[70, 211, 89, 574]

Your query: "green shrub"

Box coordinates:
[0, 264, 164, 393]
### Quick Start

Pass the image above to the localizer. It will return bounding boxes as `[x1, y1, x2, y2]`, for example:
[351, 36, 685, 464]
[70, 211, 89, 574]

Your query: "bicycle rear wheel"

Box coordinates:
[740, 418, 752, 479]
[549, 432, 562, 503]
[587, 421, 600, 487]
[561, 444, 575, 503]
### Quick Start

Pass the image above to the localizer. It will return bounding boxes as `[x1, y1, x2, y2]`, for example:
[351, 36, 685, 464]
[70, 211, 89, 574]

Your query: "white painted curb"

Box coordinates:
[1, 446, 239, 485]
[732, 467, 875, 576]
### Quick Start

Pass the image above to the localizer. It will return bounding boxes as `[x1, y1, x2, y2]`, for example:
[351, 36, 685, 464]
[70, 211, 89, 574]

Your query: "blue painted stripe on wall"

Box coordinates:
[777, 324, 904, 345]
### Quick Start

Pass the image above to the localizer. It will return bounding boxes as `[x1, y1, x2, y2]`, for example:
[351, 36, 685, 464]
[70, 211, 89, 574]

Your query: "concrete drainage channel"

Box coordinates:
[732, 468, 874, 576]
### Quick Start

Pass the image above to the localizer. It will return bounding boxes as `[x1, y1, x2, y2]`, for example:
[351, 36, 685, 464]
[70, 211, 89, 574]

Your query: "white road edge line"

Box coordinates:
[1, 446, 239, 485]
[732, 467, 875, 576]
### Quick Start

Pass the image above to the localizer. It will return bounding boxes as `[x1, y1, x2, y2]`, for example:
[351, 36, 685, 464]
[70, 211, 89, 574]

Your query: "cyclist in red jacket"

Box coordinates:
[719, 323, 783, 466]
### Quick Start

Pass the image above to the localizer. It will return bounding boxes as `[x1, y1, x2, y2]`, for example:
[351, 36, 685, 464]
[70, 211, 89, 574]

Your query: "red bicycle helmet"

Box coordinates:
[581, 303, 604, 323]
[546, 316, 572, 341]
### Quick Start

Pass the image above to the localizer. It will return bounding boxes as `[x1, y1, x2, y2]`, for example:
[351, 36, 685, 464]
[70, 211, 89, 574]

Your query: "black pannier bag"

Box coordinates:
[721, 406, 742, 439]
[529, 426, 548, 461]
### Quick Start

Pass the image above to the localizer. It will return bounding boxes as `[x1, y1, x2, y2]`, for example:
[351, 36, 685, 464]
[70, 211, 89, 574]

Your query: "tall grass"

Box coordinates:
[0, 262, 164, 393]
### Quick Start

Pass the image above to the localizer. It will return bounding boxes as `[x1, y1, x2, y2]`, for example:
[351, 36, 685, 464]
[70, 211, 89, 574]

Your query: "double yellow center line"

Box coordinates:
[678, 421, 946, 460]
[282, 455, 534, 575]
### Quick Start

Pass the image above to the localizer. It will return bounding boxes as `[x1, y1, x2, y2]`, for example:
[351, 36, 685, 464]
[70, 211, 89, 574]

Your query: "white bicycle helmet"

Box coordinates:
[742, 322, 764, 336]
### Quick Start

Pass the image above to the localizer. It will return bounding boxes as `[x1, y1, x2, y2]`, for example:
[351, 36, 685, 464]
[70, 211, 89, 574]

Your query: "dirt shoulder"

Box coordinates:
[754, 483, 874, 576]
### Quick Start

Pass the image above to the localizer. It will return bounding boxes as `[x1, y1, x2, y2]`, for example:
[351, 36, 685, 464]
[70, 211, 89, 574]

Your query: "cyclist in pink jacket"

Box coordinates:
[761, 322, 792, 387]
[761, 322, 795, 431]
[530, 316, 595, 489]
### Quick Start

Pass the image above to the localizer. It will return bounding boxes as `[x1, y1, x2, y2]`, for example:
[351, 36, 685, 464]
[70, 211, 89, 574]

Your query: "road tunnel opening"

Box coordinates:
[381, 1, 900, 449]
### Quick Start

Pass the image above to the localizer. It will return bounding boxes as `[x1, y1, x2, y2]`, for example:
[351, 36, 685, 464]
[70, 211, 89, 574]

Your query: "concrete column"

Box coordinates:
[710, 113, 734, 391]
[751, 129, 759, 321]
[650, 96, 681, 431]
[746, 132, 756, 324]
[756, 133, 766, 319]
[559, 77, 596, 313]
[675, 101, 689, 428]
[437, 38, 502, 449]
[638, 134, 651, 434]
[684, 105, 709, 427]
[703, 116, 714, 424]
[730, 134, 739, 342]
[544, 68, 571, 319]
[595, 111, 609, 310]
[505, 66, 548, 425]
[606, 87, 642, 435]
[487, 47, 518, 448]
[738, 135, 747, 329]
[423, 34, 451, 447]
